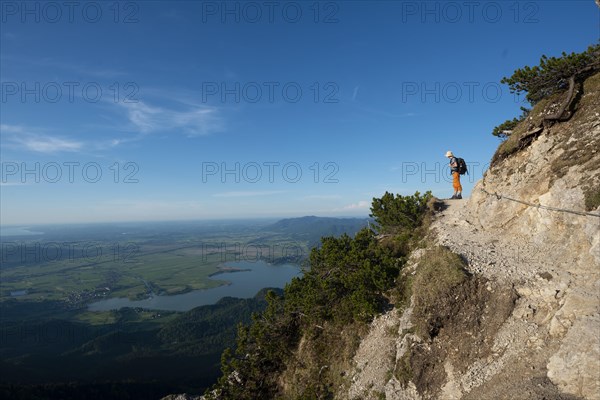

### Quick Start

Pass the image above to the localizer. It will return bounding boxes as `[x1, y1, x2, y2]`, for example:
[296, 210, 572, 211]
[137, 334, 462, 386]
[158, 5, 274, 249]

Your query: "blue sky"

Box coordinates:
[1, 0, 598, 225]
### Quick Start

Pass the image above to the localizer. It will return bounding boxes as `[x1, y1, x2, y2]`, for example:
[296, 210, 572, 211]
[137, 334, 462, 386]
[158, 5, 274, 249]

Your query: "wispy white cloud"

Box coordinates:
[0, 182, 28, 186]
[352, 86, 360, 101]
[120, 101, 223, 136]
[0, 125, 23, 134]
[340, 200, 370, 210]
[1, 124, 83, 153]
[213, 191, 287, 198]
[1, 97, 224, 155]
[20, 135, 83, 153]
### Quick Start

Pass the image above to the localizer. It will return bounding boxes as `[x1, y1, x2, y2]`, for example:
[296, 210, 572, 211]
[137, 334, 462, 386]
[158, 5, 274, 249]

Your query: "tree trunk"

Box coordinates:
[543, 63, 599, 124]
[543, 75, 576, 123]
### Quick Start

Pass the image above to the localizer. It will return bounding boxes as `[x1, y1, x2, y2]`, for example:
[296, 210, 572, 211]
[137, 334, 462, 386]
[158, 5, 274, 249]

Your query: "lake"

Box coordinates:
[88, 260, 301, 312]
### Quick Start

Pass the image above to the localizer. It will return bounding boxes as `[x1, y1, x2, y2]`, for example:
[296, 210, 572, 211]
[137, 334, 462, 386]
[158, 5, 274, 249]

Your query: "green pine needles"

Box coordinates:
[501, 43, 599, 105]
[492, 43, 600, 139]
[370, 191, 433, 233]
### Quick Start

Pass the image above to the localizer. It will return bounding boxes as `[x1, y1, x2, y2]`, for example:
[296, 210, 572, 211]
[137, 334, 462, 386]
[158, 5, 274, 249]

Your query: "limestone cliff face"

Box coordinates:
[477, 71, 600, 256]
[471, 72, 600, 271]
[468, 72, 600, 400]
[343, 73, 600, 400]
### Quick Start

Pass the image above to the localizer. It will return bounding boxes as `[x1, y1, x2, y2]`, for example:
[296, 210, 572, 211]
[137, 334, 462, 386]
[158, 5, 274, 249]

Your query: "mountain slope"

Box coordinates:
[168, 73, 600, 400]
[344, 72, 600, 400]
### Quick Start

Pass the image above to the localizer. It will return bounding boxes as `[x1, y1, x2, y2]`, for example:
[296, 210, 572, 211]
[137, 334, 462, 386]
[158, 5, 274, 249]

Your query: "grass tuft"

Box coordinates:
[411, 246, 467, 338]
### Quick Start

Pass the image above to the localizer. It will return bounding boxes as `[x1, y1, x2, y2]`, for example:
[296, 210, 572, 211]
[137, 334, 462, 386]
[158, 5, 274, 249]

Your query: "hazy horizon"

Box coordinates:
[0, 213, 372, 231]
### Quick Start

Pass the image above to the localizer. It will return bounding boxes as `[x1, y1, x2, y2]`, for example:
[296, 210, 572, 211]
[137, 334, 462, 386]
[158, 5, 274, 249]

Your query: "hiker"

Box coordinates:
[445, 150, 462, 199]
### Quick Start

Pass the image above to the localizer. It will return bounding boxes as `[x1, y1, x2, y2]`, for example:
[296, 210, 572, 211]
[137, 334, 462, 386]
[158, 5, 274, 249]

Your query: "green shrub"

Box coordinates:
[501, 43, 599, 105]
[491, 43, 599, 143]
[491, 107, 529, 140]
[207, 192, 435, 399]
[285, 228, 401, 326]
[370, 191, 433, 234]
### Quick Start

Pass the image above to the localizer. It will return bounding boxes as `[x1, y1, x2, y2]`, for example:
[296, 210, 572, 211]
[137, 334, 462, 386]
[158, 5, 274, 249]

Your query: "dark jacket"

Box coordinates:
[449, 157, 458, 173]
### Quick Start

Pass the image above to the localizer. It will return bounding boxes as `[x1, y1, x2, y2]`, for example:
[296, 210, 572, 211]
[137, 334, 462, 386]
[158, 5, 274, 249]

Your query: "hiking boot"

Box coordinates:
[456, 194, 462, 199]
[450, 195, 457, 199]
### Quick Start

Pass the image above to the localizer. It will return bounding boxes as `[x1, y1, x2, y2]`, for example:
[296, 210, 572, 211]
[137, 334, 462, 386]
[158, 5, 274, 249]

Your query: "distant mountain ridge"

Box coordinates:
[263, 216, 371, 246]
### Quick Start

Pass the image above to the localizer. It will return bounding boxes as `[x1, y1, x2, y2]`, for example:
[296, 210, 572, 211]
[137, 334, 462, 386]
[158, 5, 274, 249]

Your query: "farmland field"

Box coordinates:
[0, 219, 312, 305]
[0, 216, 368, 397]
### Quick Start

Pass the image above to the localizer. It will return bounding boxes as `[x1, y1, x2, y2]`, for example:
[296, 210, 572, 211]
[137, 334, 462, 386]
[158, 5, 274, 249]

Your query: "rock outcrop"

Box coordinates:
[343, 73, 600, 400]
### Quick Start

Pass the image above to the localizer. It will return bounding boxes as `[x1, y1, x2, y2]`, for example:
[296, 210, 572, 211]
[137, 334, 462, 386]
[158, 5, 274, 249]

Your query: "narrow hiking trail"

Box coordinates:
[346, 197, 598, 400]
[429, 197, 599, 400]
[432, 198, 557, 284]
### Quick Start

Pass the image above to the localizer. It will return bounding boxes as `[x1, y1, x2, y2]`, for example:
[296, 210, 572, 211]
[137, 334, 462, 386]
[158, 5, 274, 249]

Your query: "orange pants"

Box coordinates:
[452, 172, 462, 192]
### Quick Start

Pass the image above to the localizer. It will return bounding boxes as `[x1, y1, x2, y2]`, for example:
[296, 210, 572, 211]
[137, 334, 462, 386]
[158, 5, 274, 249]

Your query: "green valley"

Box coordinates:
[0, 217, 368, 398]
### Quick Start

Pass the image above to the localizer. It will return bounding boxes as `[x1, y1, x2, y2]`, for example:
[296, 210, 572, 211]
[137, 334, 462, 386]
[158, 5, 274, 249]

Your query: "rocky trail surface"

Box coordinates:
[432, 198, 599, 400]
[434, 198, 556, 284]
[346, 195, 599, 400]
